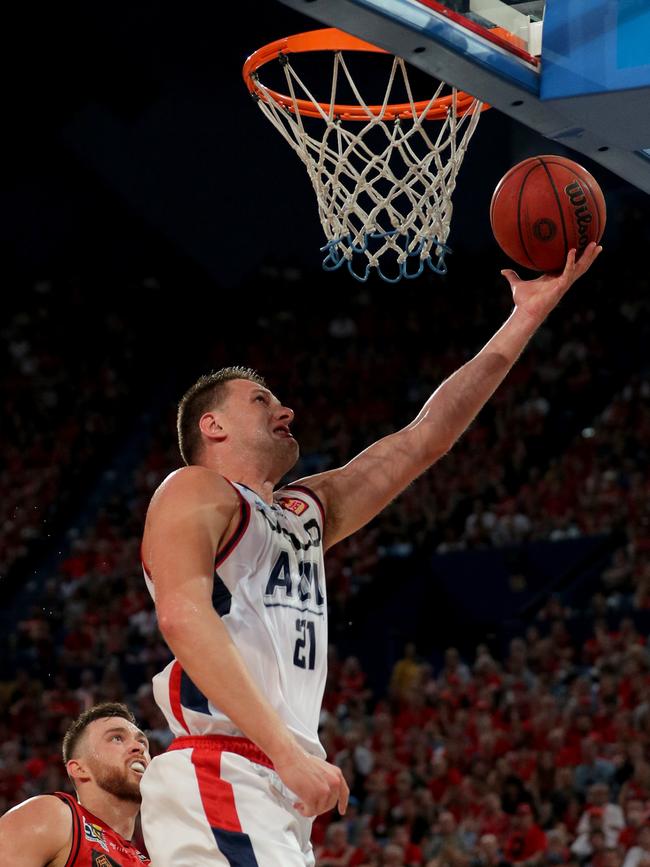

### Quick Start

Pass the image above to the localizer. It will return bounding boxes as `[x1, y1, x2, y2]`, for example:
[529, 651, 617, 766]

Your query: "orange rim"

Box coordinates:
[242, 28, 488, 121]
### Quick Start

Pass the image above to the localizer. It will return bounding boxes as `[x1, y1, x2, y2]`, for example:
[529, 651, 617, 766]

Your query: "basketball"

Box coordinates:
[490, 155, 606, 272]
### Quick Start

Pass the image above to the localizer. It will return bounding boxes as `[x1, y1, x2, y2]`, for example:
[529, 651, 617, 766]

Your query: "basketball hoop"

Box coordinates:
[243, 28, 489, 282]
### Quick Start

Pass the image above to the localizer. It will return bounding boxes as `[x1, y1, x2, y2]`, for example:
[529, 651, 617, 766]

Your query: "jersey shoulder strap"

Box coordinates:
[52, 792, 82, 867]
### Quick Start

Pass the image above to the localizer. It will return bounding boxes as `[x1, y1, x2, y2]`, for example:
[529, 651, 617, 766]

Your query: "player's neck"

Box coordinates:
[232, 472, 276, 504]
[78, 789, 139, 841]
[211, 454, 279, 504]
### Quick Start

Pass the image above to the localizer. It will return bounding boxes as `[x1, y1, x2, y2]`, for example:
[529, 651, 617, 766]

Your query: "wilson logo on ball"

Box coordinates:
[564, 180, 593, 253]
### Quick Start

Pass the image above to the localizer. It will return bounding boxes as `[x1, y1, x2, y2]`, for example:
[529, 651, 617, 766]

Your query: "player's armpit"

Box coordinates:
[142, 465, 241, 630]
[0, 795, 72, 867]
[294, 423, 434, 550]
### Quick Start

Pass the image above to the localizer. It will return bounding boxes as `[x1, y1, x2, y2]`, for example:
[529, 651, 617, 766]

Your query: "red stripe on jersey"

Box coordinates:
[169, 661, 190, 734]
[168, 735, 274, 770]
[215, 481, 251, 567]
[191, 748, 242, 832]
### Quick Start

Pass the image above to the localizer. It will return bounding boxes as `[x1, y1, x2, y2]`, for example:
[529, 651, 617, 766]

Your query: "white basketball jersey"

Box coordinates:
[143, 480, 328, 758]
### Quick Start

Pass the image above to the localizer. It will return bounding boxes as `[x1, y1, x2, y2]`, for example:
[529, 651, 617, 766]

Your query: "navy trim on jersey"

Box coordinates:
[281, 484, 325, 526]
[215, 485, 251, 567]
[180, 670, 211, 716]
[212, 828, 260, 866]
[54, 792, 81, 867]
[212, 571, 232, 616]
[263, 601, 325, 616]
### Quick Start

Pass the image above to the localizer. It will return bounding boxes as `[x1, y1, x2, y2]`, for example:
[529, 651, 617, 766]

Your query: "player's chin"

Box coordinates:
[98, 771, 143, 803]
[121, 781, 143, 804]
[279, 439, 300, 468]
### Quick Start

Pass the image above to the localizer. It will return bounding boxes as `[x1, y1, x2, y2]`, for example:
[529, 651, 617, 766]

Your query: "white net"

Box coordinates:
[249, 44, 485, 282]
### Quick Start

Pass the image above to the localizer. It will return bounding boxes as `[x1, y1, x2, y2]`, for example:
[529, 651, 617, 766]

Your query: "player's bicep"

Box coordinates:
[0, 796, 72, 867]
[142, 467, 238, 627]
[297, 424, 432, 548]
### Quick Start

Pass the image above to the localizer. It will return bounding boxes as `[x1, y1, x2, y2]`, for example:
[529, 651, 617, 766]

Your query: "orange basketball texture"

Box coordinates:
[490, 156, 606, 272]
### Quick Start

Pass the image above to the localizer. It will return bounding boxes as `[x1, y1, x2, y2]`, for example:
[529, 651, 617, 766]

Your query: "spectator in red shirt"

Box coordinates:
[504, 804, 547, 866]
[582, 830, 609, 867]
[391, 824, 425, 866]
[477, 793, 511, 840]
[600, 847, 625, 867]
[349, 828, 382, 867]
[621, 825, 650, 867]
[315, 822, 355, 867]
[619, 799, 648, 850]
[429, 756, 463, 806]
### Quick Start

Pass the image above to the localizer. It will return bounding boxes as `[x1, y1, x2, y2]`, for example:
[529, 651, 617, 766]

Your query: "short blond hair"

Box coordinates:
[177, 366, 266, 465]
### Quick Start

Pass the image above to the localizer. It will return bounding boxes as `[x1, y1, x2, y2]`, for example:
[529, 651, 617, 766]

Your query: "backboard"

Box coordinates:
[274, 0, 650, 193]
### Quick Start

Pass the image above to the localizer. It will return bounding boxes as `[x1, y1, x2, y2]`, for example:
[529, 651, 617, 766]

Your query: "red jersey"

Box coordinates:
[55, 792, 149, 866]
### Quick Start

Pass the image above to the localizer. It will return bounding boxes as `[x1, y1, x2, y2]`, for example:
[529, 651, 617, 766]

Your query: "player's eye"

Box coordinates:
[255, 395, 267, 403]
[112, 735, 123, 742]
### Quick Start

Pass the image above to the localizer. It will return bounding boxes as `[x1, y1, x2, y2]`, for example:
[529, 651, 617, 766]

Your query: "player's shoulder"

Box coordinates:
[149, 466, 240, 510]
[0, 794, 72, 848]
[1, 793, 72, 823]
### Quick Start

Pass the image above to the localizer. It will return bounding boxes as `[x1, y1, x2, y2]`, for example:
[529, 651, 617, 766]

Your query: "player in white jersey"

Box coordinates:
[140, 243, 602, 867]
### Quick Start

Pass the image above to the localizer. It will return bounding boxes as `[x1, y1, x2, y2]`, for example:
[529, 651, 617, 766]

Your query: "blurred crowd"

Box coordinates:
[310, 600, 650, 867]
[0, 280, 145, 581]
[4, 590, 650, 867]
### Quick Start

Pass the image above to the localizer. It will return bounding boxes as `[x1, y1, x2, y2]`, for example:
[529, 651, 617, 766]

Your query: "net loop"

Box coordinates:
[243, 29, 487, 282]
[321, 232, 451, 282]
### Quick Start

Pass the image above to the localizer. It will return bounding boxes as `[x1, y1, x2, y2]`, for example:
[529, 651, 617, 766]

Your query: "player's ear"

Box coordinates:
[199, 411, 228, 443]
[67, 757, 92, 786]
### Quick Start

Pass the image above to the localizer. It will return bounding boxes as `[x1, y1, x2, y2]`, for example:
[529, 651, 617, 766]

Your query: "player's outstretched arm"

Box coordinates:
[143, 467, 349, 818]
[297, 243, 602, 549]
[0, 795, 72, 867]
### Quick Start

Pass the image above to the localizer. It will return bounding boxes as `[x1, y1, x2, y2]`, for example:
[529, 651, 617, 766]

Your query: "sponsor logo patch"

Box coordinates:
[278, 496, 308, 516]
[84, 819, 109, 851]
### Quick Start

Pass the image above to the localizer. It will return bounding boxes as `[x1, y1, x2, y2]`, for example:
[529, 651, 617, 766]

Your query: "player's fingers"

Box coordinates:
[563, 248, 577, 275]
[574, 242, 601, 277]
[500, 269, 520, 286]
[582, 242, 602, 266]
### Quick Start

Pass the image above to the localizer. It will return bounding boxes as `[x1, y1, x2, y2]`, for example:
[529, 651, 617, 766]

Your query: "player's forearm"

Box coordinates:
[409, 306, 538, 459]
[159, 604, 298, 763]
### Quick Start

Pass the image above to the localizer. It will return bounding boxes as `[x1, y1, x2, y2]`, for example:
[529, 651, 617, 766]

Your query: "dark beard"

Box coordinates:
[94, 765, 142, 804]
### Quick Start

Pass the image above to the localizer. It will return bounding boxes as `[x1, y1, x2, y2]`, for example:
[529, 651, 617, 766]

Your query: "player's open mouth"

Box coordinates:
[129, 760, 146, 775]
[273, 425, 293, 438]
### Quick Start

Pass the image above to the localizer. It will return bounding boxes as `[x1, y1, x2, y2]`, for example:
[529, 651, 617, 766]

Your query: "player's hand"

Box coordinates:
[502, 241, 602, 324]
[273, 748, 349, 818]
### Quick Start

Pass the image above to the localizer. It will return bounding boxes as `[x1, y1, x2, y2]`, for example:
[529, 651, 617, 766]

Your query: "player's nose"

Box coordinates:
[277, 405, 294, 424]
